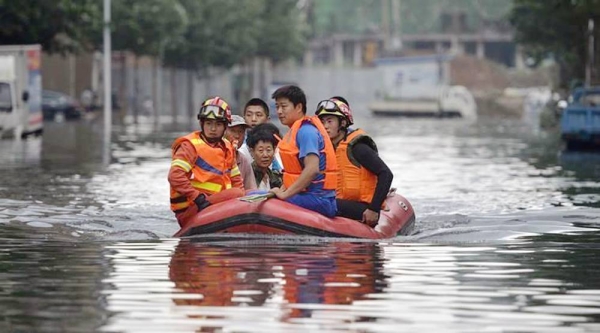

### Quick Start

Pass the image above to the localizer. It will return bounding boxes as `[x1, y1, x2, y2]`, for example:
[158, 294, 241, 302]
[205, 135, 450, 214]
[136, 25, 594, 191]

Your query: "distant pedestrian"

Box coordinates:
[80, 89, 94, 112]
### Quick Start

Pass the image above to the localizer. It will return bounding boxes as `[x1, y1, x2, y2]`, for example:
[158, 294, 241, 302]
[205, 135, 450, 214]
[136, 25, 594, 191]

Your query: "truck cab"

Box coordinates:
[0, 56, 19, 137]
[560, 86, 600, 149]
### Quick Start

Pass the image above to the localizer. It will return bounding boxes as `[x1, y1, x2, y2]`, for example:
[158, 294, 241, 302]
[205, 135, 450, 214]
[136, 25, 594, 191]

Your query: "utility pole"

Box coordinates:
[391, 0, 402, 51]
[586, 18, 595, 87]
[381, 0, 389, 51]
[155, 41, 165, 126]
[103, 0, 112, 164]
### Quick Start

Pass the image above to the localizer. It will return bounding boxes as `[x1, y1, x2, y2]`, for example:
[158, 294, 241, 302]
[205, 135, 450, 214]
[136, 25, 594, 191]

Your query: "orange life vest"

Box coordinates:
[335, 128, 378, 204]
[278, 116, 337, 191]
[170, 131, 238, 213]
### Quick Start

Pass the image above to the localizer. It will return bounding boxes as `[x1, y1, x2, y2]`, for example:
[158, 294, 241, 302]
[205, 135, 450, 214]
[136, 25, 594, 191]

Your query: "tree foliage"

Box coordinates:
[162, 0, 308, 72]
[0, 0, 307, 68]
[509, 0, 600, 85]
[309, 0, 512, 37]
[255, 0, 308, 62]
[163, 0, 262, 71]
[0, 0, 100, 54]
[109, 0, 188, 56]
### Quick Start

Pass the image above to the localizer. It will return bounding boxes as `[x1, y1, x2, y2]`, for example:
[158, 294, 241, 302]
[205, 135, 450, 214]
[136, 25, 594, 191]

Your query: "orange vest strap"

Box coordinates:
[335, 128, 378, 204]
[278, 116, 337, 190]
[169, 131, 236, 213]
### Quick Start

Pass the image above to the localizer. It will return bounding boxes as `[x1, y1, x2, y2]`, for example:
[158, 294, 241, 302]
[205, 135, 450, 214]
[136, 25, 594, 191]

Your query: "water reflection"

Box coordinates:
[0, 137, 41, 169]
[4, 107, 600, 331]
[103, 238, 389, 332]
[558, 151, 600, 208]
[0, 229, 107, 333]
[559, 151, 600, 181]
[99, 237, 600, 332]
[41, 121, 106, 174]
[168, 238, 385, 318]
[0, 120, 177, 240]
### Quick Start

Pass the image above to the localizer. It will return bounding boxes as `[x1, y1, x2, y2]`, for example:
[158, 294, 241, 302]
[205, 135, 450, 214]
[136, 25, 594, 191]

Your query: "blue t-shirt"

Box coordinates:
[295, 123, 335, 198]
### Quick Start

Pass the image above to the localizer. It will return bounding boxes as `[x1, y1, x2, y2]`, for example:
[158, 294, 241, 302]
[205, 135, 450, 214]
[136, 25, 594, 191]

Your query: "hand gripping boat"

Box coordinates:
[174, 190, 415, 239]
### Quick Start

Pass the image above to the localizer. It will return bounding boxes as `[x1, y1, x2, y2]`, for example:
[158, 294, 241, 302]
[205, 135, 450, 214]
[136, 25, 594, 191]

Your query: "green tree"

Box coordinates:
[164, 0, 308, 70]
[160, 0, 308, 119]
[0, 0, 100, 53]
[255, 0, 308, 62]
[163, 0, 262, 72]
[310, 0, 512, 37]
[108, 0, 187, 57]
[509, 0, 600, 86]
[0, 0, 187, 57]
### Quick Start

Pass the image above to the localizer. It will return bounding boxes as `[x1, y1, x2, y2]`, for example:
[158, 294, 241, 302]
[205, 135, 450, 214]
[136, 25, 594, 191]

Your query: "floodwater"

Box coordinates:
[1, 115, 600, 332]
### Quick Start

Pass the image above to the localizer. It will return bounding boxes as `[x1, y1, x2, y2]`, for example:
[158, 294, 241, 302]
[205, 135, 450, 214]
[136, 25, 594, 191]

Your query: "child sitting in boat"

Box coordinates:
[168, 97, 244, 227]
[247, 123, 283, 190]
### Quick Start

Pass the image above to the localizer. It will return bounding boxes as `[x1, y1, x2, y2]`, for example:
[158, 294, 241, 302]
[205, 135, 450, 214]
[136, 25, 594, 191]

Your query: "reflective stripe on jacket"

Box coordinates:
[170, 131, 238, 213]
[278, 116, 337, 191]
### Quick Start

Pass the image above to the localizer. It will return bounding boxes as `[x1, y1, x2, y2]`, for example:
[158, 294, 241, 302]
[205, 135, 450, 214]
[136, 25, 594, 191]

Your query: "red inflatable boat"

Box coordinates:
[174, 192, 415, 239]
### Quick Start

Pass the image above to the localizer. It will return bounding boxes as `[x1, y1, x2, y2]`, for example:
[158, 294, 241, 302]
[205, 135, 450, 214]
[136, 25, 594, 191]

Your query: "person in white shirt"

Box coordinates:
[239, 98, 283, 172]
[225, 115, 257, 190]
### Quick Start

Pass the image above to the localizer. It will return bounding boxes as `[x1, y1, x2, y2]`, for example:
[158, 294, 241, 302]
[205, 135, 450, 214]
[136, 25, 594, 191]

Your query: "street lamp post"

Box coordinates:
[103, 0, 112, 164]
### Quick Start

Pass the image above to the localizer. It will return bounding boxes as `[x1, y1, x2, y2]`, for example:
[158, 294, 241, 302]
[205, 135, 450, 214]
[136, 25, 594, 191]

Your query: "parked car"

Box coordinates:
[42, 90, 83, 121]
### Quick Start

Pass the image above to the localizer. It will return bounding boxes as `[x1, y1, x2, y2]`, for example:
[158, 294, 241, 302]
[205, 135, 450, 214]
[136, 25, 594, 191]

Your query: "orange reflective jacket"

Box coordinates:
[335, 128, 378, 204]
[278, 116, 337, 191]
[170, 132, 239, 213]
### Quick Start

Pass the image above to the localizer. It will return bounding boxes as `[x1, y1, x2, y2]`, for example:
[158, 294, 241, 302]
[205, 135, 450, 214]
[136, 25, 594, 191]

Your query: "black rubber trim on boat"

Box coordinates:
[181, 212, 417, 238]
[182, 213, 352, 238]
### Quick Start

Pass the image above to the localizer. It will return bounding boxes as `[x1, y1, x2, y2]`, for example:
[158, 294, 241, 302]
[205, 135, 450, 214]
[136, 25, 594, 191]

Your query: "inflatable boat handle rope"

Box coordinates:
[241, 187, 397, 203]
[240, 186, 397, 203]
[239, 192, 276, 203]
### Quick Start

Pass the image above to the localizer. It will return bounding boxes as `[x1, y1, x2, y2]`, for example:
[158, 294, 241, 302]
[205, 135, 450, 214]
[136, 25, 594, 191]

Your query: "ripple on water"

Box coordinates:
[58, 239, 595, 332]
[3, 119, 600, 332]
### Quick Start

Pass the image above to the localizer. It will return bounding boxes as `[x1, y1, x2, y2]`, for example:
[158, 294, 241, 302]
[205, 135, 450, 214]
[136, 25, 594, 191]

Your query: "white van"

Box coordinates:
[0, 45, 43, 139]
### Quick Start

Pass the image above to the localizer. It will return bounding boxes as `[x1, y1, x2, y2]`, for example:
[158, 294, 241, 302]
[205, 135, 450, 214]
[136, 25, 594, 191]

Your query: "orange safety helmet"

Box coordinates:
[198, 96, 232, 124]
[315, 98, 354, 126]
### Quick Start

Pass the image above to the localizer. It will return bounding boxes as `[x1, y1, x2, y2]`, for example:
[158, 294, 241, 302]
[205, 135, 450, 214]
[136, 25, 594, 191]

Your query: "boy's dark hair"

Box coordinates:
[244, 98, 270, 117]
[271, 85, 307, 114]
[247, 123, 280, 149]
[330, 96, 350, 106]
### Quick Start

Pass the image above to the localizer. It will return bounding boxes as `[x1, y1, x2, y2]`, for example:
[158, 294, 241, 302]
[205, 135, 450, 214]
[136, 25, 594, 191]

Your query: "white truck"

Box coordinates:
[0, 44, 43, 138]
[369, 55, 477, 119]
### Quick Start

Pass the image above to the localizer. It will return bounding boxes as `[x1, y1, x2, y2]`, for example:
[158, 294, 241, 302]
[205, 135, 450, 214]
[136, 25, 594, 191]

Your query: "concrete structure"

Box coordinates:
[42, 52, 101, 101]
[303, 31, 520, 69]
[304, 9, 521, 69]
